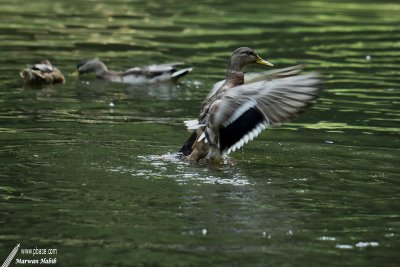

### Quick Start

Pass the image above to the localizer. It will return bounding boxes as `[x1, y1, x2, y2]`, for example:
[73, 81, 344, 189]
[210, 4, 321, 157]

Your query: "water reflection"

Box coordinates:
[75, 77, 200, 100]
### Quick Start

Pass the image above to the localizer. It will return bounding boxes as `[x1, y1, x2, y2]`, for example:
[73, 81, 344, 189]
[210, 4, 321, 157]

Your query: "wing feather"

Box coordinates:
[206, 71, 321, 154]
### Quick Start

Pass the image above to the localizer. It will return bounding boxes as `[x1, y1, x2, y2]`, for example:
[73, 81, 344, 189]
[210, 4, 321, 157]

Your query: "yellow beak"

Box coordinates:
[256, 55, 274, 66]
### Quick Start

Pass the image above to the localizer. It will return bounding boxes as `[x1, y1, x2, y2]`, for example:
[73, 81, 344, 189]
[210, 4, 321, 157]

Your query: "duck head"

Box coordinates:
[77, 59, 108, 76]
[227, 47, 273, 72]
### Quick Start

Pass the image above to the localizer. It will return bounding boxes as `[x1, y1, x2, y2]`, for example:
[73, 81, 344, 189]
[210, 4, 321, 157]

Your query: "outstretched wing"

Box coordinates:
[207, 72, 321, 154]
[206, 65, 304, 100]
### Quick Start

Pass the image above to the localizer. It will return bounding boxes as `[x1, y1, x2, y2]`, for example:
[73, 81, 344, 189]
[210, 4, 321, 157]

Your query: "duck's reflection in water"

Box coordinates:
[75, 77, 194, 101]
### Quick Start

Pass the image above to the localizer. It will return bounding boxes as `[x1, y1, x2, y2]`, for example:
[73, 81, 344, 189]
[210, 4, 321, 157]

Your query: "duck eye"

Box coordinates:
[240, 50, 254, 56]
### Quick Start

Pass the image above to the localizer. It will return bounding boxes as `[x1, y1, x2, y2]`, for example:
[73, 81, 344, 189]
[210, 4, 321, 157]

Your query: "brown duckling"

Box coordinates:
[20, 60, 65, 85]
[77, 59, 192, 84]
[179, 47, 322, 162]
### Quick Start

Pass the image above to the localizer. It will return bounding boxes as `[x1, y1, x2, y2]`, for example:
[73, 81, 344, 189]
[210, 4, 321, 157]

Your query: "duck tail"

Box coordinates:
[179, 131, 197, 156]
[171, 68, 193, 81]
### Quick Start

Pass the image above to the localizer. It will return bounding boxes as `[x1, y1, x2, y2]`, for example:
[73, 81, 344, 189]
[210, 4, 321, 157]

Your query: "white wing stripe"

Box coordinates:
[223, 99, 257, 127]
[223, 120, 269, 155]
[197, 132, 206, 142]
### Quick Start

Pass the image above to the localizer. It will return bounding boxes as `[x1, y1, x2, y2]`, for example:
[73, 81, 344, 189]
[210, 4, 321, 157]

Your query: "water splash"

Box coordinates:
[132, 152, 252, 185]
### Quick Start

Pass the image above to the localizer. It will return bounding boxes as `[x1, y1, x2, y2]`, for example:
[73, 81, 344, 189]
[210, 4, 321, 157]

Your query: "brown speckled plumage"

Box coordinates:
[20, 60, 65, 85]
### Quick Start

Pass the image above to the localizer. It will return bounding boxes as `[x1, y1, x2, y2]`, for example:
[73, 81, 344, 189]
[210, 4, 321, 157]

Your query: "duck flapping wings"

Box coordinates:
[185, 66, 321, 156]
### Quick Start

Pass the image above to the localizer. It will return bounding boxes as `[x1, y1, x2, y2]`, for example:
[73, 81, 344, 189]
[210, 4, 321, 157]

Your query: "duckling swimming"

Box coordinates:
[20, 60, 65, 85]
[77, 59, 192, 84]
[179, 47, 322, 162]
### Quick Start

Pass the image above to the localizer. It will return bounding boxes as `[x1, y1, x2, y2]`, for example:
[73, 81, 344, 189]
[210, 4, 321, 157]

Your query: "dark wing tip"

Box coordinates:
[179, 131, 197, 156]
[219, 106, 268, 154]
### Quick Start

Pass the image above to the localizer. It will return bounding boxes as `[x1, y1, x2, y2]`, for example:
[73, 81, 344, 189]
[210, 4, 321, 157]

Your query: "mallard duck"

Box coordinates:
[77, 59, 192, 84]
[20, 60, 65, 85]
[179, 47, 321, 162]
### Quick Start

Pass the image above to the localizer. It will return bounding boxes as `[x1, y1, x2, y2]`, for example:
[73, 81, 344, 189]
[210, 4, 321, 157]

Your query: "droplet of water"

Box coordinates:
[109, 102, 115, 107]
[324, 140, 334, 144]
[365, 55, 371, 60]
[201, 229, 207, 236]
